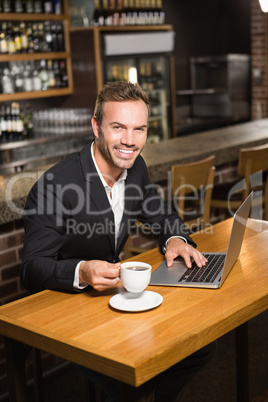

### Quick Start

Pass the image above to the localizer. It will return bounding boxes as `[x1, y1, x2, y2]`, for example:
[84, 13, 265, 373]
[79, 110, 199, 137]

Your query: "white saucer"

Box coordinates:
[109, 290, 163, 312]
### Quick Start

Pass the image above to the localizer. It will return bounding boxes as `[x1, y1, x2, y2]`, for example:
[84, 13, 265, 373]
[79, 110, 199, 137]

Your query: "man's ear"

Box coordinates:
[91, 116, 99, 138]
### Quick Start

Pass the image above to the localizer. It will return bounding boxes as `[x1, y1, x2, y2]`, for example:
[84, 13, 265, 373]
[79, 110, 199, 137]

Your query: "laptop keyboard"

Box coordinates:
[178, 254, 225, 283]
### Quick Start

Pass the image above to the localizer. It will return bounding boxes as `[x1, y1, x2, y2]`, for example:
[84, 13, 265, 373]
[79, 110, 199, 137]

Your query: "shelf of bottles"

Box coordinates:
[0, 0, 73, 101]
[0, 101, 33, 143]
[105, 55, 170, 142]
[93, 0, 165, 27]
[0, 0, 63, 15]
[0, 102, 92, 145]
[0, 103, 92, 172]
[70, 0, 165, 28]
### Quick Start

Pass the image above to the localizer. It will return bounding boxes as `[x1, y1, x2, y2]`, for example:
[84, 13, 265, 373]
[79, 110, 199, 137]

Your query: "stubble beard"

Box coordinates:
[96, 127, 141, 171]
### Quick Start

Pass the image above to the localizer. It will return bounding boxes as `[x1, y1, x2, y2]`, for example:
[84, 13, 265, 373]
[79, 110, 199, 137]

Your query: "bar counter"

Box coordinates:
[1, 118, 268, 225]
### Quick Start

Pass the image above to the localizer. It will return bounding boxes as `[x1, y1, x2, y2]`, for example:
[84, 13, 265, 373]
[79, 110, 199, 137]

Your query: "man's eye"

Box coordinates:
[136, 127, 146, 132]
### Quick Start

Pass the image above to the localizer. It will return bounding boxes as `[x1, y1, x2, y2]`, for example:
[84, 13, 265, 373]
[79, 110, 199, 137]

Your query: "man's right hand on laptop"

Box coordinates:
[165, 238, 208, 269]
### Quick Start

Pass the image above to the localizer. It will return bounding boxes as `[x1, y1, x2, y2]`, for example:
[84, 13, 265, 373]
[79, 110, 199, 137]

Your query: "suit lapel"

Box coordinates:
[116, 165, 141, 253]
[79, 145, 144, 256]
[79, 144, 116, 252]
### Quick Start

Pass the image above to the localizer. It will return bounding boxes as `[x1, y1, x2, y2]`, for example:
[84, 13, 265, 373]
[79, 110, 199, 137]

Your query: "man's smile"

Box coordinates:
[115, 148, 136, 157]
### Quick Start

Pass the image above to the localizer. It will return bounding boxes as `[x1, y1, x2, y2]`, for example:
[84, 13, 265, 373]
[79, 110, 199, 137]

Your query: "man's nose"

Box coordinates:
[121, 130, 135, 146]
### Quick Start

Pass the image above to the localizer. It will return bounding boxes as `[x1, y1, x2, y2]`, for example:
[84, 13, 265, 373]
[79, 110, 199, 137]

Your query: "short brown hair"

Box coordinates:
[94, 81, 150, 127]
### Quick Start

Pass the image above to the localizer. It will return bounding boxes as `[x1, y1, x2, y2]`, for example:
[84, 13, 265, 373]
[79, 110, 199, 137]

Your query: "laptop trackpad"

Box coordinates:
[150, 257, 187, 285]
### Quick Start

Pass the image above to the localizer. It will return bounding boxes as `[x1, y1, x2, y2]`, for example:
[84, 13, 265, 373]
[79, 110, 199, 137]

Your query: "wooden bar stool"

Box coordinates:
[211, 143, 268, 220]
[171, 155, 216, 233]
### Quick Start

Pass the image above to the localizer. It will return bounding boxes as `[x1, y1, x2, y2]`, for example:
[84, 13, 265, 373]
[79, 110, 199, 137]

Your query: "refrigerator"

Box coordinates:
[101, 30, 176, 142]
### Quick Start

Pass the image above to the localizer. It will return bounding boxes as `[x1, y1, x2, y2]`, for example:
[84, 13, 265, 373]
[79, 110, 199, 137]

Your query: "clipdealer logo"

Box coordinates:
[4, 170, 265, 233]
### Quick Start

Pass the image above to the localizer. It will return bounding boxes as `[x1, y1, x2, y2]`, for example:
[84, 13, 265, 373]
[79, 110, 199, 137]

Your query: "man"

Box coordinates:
[22, 81, 212, 401]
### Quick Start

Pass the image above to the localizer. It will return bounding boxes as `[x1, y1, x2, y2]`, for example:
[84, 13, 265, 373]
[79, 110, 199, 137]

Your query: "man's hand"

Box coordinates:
[165, 238, 207, 268]
[79, 260, 120, 291]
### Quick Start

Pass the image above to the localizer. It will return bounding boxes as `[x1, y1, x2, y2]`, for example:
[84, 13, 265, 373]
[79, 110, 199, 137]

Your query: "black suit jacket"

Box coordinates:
[21, 142, 196, 293]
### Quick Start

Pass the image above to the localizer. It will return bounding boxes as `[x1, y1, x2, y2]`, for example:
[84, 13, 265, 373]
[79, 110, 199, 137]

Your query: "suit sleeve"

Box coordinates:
[135, 157, 197, 252]
[21, 175, 84, 294]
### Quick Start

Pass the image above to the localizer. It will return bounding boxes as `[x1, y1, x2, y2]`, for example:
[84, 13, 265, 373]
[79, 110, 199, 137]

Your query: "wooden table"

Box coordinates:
[0, 218, 268, 402]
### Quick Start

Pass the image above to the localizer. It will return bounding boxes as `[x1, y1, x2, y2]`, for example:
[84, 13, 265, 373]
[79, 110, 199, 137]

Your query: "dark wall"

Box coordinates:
[28, 0, 251, 114]
[164, 0, 251, 90]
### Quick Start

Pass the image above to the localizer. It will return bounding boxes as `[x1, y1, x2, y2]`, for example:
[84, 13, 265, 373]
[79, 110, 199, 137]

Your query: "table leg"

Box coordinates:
[4, 337, 28, 402]
[122, 381, 155, 402]
[32, 348, 44, 402]
[235, 322, 249, 402]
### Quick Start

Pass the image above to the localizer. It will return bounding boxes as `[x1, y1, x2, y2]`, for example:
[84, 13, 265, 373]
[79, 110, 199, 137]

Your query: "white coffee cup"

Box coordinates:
[119, 261, 152, 293]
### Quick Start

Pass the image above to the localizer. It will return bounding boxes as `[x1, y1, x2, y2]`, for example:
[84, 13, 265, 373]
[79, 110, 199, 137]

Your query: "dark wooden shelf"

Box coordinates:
[0, 0, 73, 102]
[0, 12, 68, 21]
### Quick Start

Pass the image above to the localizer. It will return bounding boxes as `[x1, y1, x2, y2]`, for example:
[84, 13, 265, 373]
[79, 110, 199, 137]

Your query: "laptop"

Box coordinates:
[150, 192, 253, 289]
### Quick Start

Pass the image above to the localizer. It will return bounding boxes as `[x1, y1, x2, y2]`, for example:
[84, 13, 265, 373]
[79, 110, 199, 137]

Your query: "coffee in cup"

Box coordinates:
[120, 262, 152, 293]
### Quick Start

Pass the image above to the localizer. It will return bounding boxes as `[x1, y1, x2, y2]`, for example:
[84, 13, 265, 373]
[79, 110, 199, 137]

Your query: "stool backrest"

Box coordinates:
[171, 155, 215, 231]
[238, 143, 268, 193]
[238, 143, 268, 219]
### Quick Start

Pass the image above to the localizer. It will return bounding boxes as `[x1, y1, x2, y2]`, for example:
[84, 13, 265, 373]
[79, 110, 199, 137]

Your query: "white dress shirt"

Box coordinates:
[74, 143, 127, 289]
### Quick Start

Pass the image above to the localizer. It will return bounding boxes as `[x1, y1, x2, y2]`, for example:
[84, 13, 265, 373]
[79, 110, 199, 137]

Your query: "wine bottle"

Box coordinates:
[23, 103, 34, 138]
[44, 0, 53, 14]
[142, 0, 147, 24]
[34, 0, 43, 13]
[14, 0, 24, 12]
[112, 0, 120, 26]
[23, 62, 33, 92]
[147, 0, 154, 25]
[32, 63, 42, 91]
[92, 0, 101, 26]
[15, 103, 24, 141]
[125, 0, 132, 25]
[11, 102, 23, 141]
[117, 0, 124, 25]
[43, 21, 52, 51]
[128, 0, 135, 25]
[156, 0, 165, 24]
[0, 22, 8, 55]
[56, 22, 64, 51]
[39, 59, 49, 90]
[5, 104, 14, 142]
[47, 59, 56, 88]
[106, 0, 113, 26]
[25, 0, 34, 13]
[153, 0, 161, 24]
[2, 68, 14, 94]
[134, 0, 140, 24]
[59, 60, 68, 88]
[53, 0, 62, 14]
[50, 22, 58, 51]
[6, 23, 16, 55]
[0, 105, 8, 143]
[14, 24, 22, 54]
[53, 60, 61, 88]
[38, 23, 47, 52]
[3, 0, 12, 13]
[27, 22, 35, 53]
[32, 23, 40, 52]
[14, 64, 24, 92]
[121, 0, 128, 25]
[11, 102, 18, 141]
[20, 22, 28, 53]
[102, 0, 110, 26]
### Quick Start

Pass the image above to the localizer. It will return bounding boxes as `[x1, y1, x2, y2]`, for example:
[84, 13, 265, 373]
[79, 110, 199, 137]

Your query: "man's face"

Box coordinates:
[92, 100, 148, 173]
